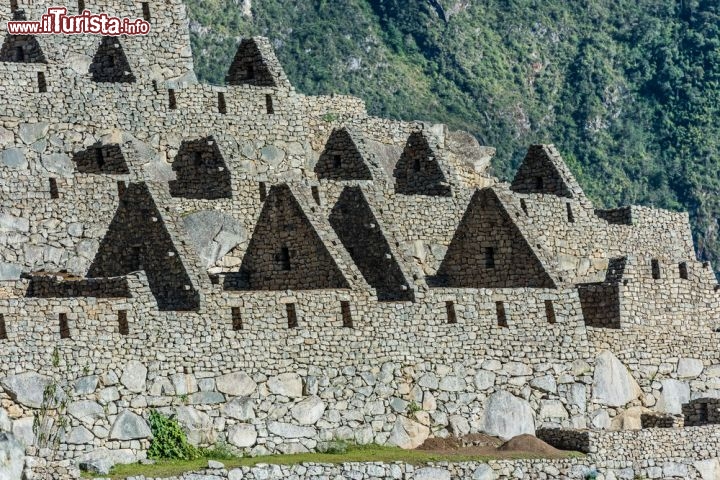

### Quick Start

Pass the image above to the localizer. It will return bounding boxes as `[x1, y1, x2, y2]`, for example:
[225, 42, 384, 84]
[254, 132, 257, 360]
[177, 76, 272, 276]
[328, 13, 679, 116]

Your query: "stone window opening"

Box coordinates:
[311, 186, 321, 205]
[651, 259, 661, 280]
[152, 80, 158, 93]
[333, 154, 342, 168]
[192, 151, 202, 167]
[117, 180, 126, 197]
[117, 310, 129, 335]
[566, 202, 575, 223]
[535, 176, 544, 190]
[0, 313, 7, 340]
[679, 262, 689, 280]
[259, 182, 267, 202]
[14, 46, 24, 62]
[484, 247, 495, 269]
[168, 89, 177, 109]
[413, 157, 421, 172]
[496, 301, 508, 327]
[37, 71, 46, 92]
[245, 64, 255, 80]
[49, 178, 59, 199]
[95, 146, 105, 169]
[217, 92, 227, 114]
[265, 94, 274, 114]
[141, 2, 150, 21]
[10, 0, 17, 12]
[59, 313, 70, 339]
[341, 301, 353, 328]
[286, 303, 298, 328]
[545, 300, 556, 324]
[78, 0, 84, 12]
[520, 199, 528, 215]
[279, 246, 291, 271]
[446, 300, 457, 324]
[231, 307, 243, 331]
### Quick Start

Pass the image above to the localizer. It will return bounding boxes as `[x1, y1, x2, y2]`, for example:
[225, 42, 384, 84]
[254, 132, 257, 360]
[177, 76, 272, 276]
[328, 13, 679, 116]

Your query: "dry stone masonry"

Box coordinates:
[1, 0, 720, 478]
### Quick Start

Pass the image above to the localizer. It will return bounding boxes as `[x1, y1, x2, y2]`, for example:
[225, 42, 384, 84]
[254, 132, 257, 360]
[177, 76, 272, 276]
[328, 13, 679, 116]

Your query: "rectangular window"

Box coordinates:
[286, 303, 298, 328]
[651, 259, 661, 280]
[10, 0, 17, 12]
[259, 182, 267, 202]
[59, 313, 70, 339]
[78, 0, 84, 12]
[333, 154, 342, 168]
[566, 202, 575, 223]
[484, 247, 495, 268]
[496, 301, 508, 328]
[535, 176, 544, 190]
[118, 310, 129, 335]
[95, 146, 105, 168]
[545, 300, 556, 324]
[37, 72, 47, 93]
[231, 307, 243, 331]
[245, 64, 255, 80]
[265, 94, 274, 114]
[218, 92, 227, 114]
[279, 246, 291, 271]
[117, 180, 126, 197]
[413, 157, 421, 172]
[168, 89, 177, 110]
[446, 301, 457, 324]
[14, 46, 23, 62]
[311, 186, 321, 205]
[141, 2, 151, 21]
[520, 199, 528, 215]
[193, 151, 202, 167]
[0, 313, 7, 340]
[679, 262, 689, 280]
[341, 301, 353, 328]
[49, 178, 59, 199]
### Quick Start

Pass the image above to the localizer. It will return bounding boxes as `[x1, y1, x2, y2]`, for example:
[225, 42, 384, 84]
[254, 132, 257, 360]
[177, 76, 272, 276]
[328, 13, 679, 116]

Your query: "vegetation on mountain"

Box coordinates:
[187, 0, 720, 270]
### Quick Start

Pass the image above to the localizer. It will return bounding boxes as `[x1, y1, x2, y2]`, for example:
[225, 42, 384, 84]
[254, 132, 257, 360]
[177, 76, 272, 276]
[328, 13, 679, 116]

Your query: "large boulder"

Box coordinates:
[120, 361, 147, 393]
[695, 459, 720, 480]
[228, 424, 257, 448]
[1, 372, 53, 409]
[215, 372, 256, 397]
[267, 421, 315, 439]
[182, 211, 246, 268]
[482, 391, 535, 440]
[267, 373, 303, 398]
[109, 411, 151, 440]
[592, 350, 642, 407]
[0, 432, 24, 480]
[387, 416, 429, 449]
[291, 396, 326, 425]
[657, 379, 690, 415]
[175, 406, 215, 446]
[222, 397, 256, 421]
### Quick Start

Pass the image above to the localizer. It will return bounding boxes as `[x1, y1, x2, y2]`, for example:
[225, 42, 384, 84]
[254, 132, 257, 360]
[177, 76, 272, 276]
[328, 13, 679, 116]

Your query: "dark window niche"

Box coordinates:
[259, 182, 267, 202]
[679, 262, 689, 280]
[218, 92, 227, 114]
[484, 247, 495, 269]
[168, 89, 177, 110]
[341, 301, 353, 328]
[279, 246, 291, 271]
[37, 71, 47, 92]
[311, 186, 321, 205]
[78, 0, 85, 12]
[496, 301, 508, 327]
[265, 94, 274, 114]
[566, 202, 575, 223]
[0, 313, 7, 340]
[545, 300, 556, 324]
[59, 313, 70, 339]
[118, 310, 129, 335]
[446, 301, 457, 324]
[535, 176, 544, 190]
[49, 178, 59, 199]
[231, 307, 243, 331]
[141, 2, 150, 21]
[286, 303, 298, 328]
[651, 259, 661, 280]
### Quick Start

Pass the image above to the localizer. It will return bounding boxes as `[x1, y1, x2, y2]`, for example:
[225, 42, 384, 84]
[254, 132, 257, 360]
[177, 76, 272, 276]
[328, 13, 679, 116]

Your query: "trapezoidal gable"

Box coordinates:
[510, 144, 580, 198]
[433, 188, 555, 288]
[87, 183, 199, 311]
[89, 36, 136, 83]
[73, 143, 130, 174]
[168, 136, 232, 199]
[225, 184, 350, 291]
[0, 12, 47, 64]
[394, 131, 452, 196]
[329, 186, 413, 301]
[225, 37, 285, 87]
[314, 128, 373, 180]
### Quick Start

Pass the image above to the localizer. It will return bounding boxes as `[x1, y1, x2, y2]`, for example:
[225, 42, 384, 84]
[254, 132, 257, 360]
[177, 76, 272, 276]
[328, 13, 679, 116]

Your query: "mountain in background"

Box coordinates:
[186, 0, 720, 273]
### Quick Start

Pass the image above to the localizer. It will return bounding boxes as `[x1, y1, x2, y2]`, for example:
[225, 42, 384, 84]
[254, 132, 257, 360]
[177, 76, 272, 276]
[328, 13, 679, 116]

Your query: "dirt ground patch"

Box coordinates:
[418, 433, 567, 458]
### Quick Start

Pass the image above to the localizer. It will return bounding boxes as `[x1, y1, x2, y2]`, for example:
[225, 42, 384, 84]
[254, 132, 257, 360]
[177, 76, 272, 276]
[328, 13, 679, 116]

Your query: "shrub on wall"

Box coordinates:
[147, 410, 199, 460]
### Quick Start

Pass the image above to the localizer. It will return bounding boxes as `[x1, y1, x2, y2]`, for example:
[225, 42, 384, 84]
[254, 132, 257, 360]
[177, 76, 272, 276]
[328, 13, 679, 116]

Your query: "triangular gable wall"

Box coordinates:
[394, 131, 452, 196]
[168, 136, 232, 199]
[225, 37, 288, 87]
[73, 143, 130, 174]
[89, 36, 136, 83]
[510, 144, 583, 199]
[0, 12, 47, 63]
[226, 184, 349, 290]
[434, 188, 555, 288]
[329, 186, 413, 301]
[87, 183, 199, 311]
[314, 128, 373, 180]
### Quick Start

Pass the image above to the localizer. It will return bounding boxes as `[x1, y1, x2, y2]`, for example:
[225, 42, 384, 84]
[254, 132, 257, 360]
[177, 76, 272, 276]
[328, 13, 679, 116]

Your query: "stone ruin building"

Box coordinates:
[2, 1, 720, 479]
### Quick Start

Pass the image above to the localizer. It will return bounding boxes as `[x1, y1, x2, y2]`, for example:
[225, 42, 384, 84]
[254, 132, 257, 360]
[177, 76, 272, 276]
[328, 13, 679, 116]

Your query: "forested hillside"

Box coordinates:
[186, 0, 720, 270]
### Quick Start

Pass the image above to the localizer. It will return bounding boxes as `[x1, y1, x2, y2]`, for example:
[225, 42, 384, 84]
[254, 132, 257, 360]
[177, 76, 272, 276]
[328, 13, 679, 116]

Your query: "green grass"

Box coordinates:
[86, 444, 583, 479]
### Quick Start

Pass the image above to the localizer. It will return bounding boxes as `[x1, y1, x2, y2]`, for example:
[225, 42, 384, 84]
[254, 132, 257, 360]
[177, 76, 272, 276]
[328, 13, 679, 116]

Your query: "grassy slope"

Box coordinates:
[186, 0, 720, 270]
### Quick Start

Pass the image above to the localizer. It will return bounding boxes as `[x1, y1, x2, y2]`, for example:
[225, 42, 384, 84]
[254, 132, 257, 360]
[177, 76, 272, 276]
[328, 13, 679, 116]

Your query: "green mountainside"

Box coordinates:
[186, 0, 720, 270]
